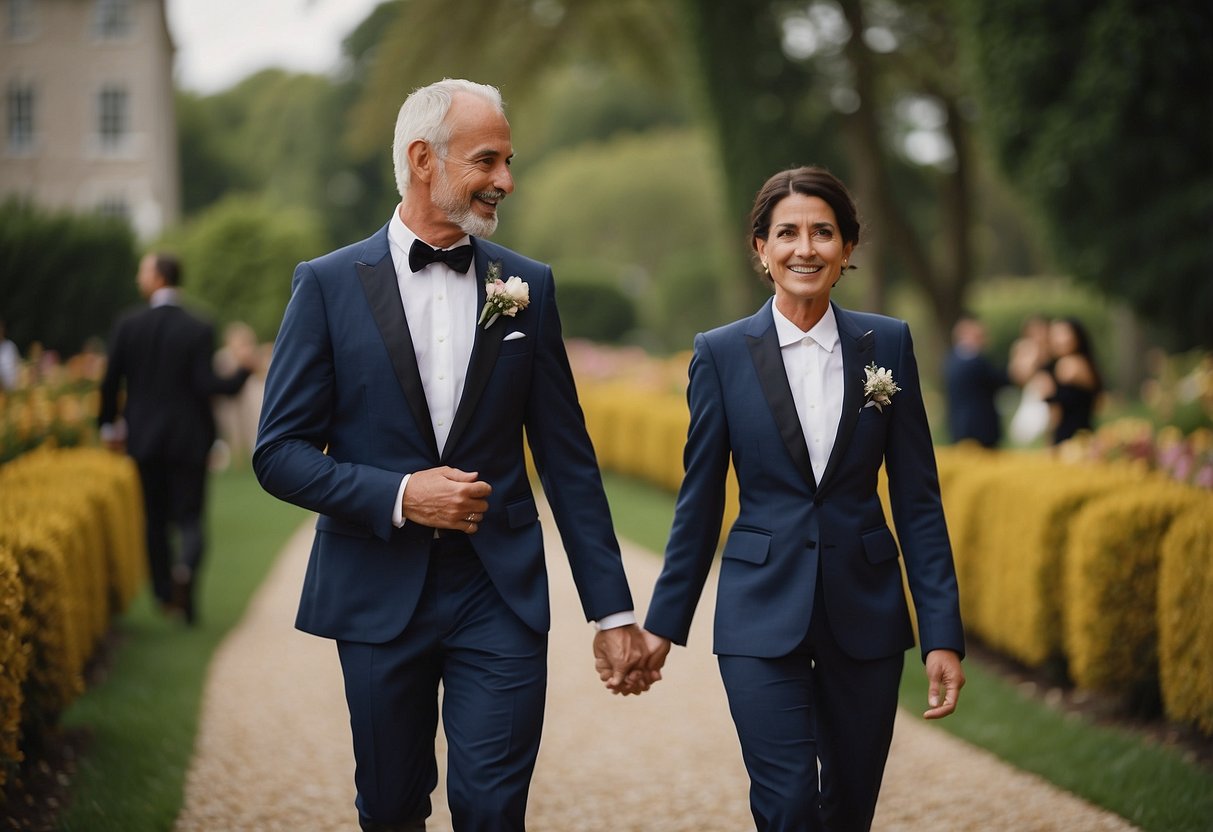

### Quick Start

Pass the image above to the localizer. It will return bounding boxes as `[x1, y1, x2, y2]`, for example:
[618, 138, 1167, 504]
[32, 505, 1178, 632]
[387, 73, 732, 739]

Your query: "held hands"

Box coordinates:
[592, 626, 671, 696]
[402, 467, 492, 533]
[923, 649, 965, 720]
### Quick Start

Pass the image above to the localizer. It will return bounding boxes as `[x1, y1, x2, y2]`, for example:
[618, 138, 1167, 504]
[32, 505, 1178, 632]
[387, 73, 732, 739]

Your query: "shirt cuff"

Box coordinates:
[99, 421, 126, 442]
[593, 610, 636, 631]
[392, 473, 412, 528]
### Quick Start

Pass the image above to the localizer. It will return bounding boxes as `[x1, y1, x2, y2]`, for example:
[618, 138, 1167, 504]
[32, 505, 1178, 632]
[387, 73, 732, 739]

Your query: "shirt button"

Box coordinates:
[437, 335, 446, 343]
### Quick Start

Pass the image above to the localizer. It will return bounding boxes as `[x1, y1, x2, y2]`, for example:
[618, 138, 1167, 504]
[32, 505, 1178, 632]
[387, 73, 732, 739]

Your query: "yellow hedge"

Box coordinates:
[1157, 509, 1213, 733]
[1064, 484, 1207, 694]
[952, 453, 1139, 667]
[577, 378, 1213, 730]
[0, 542, 26, 790]
[0, 447, 146, 761]
[0, 513, 83, 726]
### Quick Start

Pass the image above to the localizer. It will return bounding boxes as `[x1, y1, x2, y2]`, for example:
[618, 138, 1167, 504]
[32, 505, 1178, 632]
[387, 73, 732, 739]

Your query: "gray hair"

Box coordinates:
[392, 79, 505, 198]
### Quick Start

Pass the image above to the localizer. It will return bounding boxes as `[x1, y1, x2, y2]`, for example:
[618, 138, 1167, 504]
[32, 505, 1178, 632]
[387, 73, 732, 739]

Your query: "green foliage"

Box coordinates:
[346, 0, 687, 162]
[178, 68, 397, 248]
[0, 200, 138, 355]
[157, 196, 328, 342]
[963, 0, 1213, 349]
[506, 128, 735, 350]
[901, 652, 1213, 832]
[968, 276, 1114, 367]
[175, 91, 255, 216]
[555, 279, 637, 343]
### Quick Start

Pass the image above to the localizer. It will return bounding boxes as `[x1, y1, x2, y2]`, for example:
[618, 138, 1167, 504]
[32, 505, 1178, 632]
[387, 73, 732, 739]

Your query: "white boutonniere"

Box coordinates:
[862, 362, 901, 412]
[478, 259, 530, 330]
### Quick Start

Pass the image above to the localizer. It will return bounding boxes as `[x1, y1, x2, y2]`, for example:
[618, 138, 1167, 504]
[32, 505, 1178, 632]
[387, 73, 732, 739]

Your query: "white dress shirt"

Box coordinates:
[772, 302, 844, 485]
[387, 208, 478, 526]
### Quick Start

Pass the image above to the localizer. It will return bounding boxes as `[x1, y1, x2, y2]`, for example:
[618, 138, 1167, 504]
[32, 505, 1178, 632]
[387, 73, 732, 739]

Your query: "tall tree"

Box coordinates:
[682, 0, 982, 345]
[964, 0, 1213, 350]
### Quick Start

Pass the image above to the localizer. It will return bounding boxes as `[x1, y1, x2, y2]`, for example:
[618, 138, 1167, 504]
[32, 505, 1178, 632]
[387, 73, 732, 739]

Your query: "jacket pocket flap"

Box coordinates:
[316, 514, 374, 539]
[506, 497, 539, 528]
[722, 529, 771, 564]
[861, 526, 900, 564]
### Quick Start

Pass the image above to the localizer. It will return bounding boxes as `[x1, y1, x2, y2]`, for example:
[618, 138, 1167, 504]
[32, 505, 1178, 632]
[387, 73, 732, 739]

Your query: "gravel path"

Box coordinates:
[175, 509, 1139, 831]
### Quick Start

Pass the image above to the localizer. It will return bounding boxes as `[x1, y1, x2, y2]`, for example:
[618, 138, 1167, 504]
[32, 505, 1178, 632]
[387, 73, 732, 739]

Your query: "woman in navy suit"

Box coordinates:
[641, 167, 965, 831]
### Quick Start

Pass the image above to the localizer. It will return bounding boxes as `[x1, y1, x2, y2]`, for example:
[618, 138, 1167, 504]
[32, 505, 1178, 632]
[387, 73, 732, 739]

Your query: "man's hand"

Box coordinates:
[402, 467, 491, 533]
[640, 630, 671, 685]
[923, 649, 965, 719]
[592, 624, 650, 696]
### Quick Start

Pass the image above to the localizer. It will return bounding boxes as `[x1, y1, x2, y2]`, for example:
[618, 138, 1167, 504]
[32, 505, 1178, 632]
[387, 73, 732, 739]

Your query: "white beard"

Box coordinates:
[433, 162, 498, 238]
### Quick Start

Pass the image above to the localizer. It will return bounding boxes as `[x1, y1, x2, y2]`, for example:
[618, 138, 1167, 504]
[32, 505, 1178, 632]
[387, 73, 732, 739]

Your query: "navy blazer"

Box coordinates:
[645, 299, 964, 662]
[254, 225, 633, 643]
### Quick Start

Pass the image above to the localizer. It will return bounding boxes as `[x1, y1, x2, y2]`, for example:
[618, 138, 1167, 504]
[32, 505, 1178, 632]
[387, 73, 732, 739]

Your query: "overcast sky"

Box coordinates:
[166, 0, 384, 93]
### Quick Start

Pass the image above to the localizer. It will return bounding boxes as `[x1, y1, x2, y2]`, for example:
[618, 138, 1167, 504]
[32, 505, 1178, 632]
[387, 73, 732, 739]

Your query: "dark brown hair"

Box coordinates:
[749, 166, 860, 280]
[154, 253, 182, 287]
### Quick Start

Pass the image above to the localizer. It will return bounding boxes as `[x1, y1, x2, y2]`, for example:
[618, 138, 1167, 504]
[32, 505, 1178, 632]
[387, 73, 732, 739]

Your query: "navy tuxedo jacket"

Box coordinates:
[254, 225, 633, 644]
[645, 299, 964, 662]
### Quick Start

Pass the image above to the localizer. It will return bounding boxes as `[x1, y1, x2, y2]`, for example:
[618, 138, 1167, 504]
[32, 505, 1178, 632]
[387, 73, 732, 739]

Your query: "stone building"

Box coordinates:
[1, 0, 179, 239]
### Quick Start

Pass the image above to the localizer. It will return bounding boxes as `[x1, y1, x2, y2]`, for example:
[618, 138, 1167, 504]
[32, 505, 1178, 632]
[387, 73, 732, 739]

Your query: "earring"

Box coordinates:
[762, 261, 769, 273]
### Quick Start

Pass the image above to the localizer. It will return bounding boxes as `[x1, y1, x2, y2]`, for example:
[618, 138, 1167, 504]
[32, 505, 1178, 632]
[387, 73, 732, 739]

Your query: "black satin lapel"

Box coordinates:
[747, 326, 817, 491]
[818, 322, 874, 492]
[356, 258, 439, 459]
[442, 249, 504, 462]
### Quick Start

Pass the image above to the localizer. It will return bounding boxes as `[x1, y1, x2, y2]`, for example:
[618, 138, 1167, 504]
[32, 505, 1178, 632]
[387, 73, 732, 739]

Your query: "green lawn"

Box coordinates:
[57, 466, 308, 832]
[600, 470, 1213, 832]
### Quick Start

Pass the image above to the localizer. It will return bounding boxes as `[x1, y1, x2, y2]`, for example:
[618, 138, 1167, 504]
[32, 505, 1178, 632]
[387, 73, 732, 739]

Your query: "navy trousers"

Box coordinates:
[718, 580, 904, 832]
[336, 535, 547, 831]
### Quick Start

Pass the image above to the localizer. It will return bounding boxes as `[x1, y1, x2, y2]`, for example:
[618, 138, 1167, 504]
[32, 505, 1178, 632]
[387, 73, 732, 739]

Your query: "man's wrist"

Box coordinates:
[593, 610, 636, 631]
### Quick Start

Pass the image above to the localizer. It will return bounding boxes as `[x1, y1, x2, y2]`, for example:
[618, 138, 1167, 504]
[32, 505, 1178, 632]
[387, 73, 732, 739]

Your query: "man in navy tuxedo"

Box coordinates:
[99, 252, 255, 623]
[253, 79, 647, 831]
[944, 313, 1009, 448]
[641, 167, 964, 831]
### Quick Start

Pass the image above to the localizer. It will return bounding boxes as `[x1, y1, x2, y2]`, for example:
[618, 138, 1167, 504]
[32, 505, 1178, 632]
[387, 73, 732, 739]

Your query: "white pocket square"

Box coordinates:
[503, 331, 526, 342]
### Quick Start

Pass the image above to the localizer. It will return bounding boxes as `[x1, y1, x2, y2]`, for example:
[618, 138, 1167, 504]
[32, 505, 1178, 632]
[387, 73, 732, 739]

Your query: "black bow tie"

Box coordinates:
[409, 239, 474, 274]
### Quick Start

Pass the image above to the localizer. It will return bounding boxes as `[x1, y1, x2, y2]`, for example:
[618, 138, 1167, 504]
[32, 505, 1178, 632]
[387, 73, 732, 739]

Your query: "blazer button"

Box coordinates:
[813, 496, 823, 506]
[805, 540, 817, 550]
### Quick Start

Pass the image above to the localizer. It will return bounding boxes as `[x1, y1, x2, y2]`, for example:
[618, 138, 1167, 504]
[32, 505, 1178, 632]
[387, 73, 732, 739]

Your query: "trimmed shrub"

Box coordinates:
[0, 446, 147, 786]
[0, 542, 26, 791]
[1064, 484, 1206, 704]
[1158, 509, 1213, 733]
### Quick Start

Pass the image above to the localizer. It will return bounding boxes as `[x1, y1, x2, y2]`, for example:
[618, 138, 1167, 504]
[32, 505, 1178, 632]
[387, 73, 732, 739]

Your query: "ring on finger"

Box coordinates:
[465, 513, 475, 523]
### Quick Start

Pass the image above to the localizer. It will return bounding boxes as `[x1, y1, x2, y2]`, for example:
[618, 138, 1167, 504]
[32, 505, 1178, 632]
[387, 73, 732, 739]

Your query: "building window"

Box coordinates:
[7, 0, 36, 39]
[6, 81, 34, 152]
[97, 85, 128, 149]
[93, 0, 132, 39]
[96, 196, 129, 222]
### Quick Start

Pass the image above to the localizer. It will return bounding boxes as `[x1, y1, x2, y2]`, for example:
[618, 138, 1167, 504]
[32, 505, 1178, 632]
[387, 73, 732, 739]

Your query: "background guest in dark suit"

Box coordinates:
[640, 167, 965, 832]
[99, 253, 255, 623]
[944, 312, 1010, 448]
[253, 79, 646, 831]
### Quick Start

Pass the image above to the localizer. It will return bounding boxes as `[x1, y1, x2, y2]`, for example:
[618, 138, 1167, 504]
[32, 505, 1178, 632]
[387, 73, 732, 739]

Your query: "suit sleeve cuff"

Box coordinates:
[593, 610, 636, 631]
[392, 473, 412, 528]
